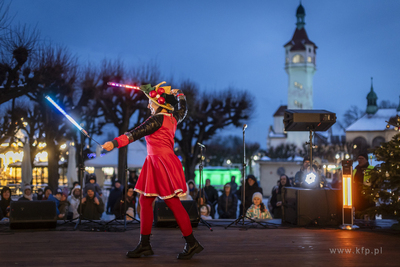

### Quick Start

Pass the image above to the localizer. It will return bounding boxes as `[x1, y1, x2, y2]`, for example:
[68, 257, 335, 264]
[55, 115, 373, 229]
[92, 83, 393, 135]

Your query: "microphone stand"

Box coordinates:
[225, 125, 266, 229]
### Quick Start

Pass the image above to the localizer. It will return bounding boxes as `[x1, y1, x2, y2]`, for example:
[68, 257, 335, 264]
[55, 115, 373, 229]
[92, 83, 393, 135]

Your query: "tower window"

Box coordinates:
[286, 57, 289, 64]
[292, 54, 304, 63]
[307, 56, 312, 63]
[308, 48, 311, 53]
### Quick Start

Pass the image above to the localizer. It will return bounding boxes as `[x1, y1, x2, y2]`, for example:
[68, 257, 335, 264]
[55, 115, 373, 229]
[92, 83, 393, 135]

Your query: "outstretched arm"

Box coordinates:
[103, 115, 164, 151]
[172, 89, 187, 124]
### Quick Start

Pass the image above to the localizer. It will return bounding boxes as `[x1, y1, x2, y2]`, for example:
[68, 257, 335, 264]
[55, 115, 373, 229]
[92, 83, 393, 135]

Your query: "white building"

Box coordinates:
[268, 3, 318, 149]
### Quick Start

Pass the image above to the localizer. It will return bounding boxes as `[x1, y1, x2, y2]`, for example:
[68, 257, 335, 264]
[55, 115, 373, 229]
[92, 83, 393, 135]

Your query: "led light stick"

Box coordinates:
[107, 82, 141, 91]
[44, 95, 102, 146]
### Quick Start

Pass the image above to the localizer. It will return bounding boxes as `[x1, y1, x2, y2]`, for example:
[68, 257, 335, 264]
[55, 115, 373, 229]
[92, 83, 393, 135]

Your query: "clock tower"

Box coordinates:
[284, 3, 318, 148]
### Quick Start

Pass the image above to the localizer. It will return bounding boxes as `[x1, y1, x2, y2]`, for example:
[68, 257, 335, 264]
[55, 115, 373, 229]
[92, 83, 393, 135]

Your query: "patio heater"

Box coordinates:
[340, 159, 359, 230]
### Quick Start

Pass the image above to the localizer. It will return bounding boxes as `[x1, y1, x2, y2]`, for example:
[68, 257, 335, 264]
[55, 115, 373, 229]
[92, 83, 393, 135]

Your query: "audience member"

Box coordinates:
[128, 170, 139, 187]
[179, 183, 193, 201]
[56, 189, 69, 220]
[42, 186, 52, 200]
[0, 186, 12, 219]
[228, 175, 238, 194]
[246, 192, 272, 220]
[18, 185, 33, 201]
[236, 174, 263, 216]
[204, 179, 218, 218]
[113, 185, 136, 219]
[187, 180, 198, 200]
[70, 182, 80, 195]
[67, 185, 81, 220]
[79, 188, 104, 220]
[294, 156, 316, 187]
[107, 180, 123, 214]
[47, 189, 64, 219]
[269, 174, 292, 218]
[200, 205, 212, 220]
[84, 174, 102, 197]
[217, 183, 238, 219]
[36, 188, 44, 200]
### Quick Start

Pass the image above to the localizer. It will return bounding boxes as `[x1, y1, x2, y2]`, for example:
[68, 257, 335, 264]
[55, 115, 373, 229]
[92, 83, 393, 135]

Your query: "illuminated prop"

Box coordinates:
[305, 172, 316, 185]
[340, 160, 359, 230]
[44, 95, 101, 146]
[107, 82, 141, 91]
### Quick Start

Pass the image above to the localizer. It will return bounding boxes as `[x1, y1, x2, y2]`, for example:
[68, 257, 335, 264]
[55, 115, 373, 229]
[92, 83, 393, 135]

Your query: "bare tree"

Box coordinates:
[175, 80, 254, 181]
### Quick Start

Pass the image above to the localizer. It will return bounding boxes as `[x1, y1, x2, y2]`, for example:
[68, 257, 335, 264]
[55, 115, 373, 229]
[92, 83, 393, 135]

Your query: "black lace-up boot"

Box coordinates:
[126, 234, 154, 258]
[177, 233, 204, 260]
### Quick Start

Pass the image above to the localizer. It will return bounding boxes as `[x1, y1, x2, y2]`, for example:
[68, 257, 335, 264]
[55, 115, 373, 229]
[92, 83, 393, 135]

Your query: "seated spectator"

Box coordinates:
[200, 205, 212, 220]
[18, 185, 33, 201]
[196, 191, 212, 219]
[67, 185, 81, 220]
[237, 174, 263, 216]
[179, 183, 193, 201]
[42, 186, 52, 200]
[113, 185, 136, 219]
[268, 179, 280, 212]
[84, 174, 102, 197]
[187, 180, 198, 200]
[47, 188, 64, 219]
[204, 179, 218, 218]
[36, 188, 44, 200]
[246, 192, 272, 220]
[70, 182, 80, 195]
[107, 180, 123, 214]
[0, 186, 12, 219]
[55, 189, 69, 220]
[269, 174, 292, 218]
[218, 183, 238, 219]
[228, 175, 238, 194]
[79, 188, 104, 220]
[128, 170, 139, 187]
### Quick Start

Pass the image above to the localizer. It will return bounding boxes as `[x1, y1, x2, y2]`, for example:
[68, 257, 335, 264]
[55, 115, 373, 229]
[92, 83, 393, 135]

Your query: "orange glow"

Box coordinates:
[343, 174, 352, 208]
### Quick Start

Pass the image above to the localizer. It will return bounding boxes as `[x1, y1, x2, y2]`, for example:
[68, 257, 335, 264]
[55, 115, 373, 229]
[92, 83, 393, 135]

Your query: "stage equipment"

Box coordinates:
[154, 200, 199, 227]
[10, 201, 57, 229]
[282, 187, 341, 226]
[45, 95, 101, 146]
[107, 82, 141, 91]
[225, 124, 266, 229]
[196, 142, 213, 231]
[284, 109, 336, 175]
[340, 160, 359, 230]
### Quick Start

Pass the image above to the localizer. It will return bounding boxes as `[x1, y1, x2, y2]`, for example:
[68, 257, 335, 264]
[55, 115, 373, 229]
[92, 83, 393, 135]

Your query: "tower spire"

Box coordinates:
[366, 77, 378, 115]
[296, 3, 306, 29]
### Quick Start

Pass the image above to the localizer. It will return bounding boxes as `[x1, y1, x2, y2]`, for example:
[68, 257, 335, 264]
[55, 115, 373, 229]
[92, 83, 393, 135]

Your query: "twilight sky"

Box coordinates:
[8, 0, 400, 148]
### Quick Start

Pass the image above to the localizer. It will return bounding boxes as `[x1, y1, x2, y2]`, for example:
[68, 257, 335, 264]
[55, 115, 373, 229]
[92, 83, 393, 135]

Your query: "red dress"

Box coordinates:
[134, 113, 187, 199]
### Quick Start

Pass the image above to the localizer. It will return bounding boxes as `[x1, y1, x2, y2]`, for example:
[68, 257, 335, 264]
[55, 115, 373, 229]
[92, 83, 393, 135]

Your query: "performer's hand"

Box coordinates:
[102, 141, 114, 151]
[171, 89, 179, 96]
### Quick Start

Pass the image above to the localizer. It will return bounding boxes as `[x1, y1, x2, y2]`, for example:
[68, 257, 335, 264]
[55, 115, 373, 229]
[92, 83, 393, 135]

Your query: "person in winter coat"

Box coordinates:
[107, 180, 123, 214]
[84, 175, 102, 197]
[246, 192, 272, 220]
[204, 179, 218, 218]
[228, 176, 238, 194]
[67, 185, 81, 220]
[187, 180, 198, 200]
[78, 187, 104, 220]
[0, 186, 12, 219]
[269, 174, 292, 218]
[113, 185, 137, 219]
[236, 174, 263, 216]
[55, 189, 69, 220]
[218, 183, 238, 219]
[18, 185, 33, 201]
[42, 186, 52, 200]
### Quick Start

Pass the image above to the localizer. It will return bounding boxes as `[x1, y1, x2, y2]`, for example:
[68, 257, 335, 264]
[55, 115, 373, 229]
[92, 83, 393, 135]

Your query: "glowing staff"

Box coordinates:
[107, 82, 141, 91]
[44, 95, 102, 146]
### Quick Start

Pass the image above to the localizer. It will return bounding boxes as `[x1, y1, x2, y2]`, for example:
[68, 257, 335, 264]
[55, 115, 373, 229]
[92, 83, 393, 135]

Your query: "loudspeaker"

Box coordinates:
[10, 201, 57, 229]
[282, 187, 342, 226]
[154, 200, 199, 227]
[283, 109, 336, 131]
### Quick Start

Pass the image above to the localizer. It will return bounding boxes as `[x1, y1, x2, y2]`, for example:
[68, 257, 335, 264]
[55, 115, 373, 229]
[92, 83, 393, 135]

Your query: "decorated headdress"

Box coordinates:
[140, 81, 178, 111]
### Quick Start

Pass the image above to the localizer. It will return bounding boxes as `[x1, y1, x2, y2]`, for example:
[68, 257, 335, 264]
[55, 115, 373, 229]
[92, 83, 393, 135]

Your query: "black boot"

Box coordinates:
[177, 233, 204, 260]
[126, 234, 154, 258]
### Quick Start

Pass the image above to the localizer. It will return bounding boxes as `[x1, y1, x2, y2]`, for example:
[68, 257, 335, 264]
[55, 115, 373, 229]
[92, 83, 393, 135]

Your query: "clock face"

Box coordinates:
[294, 82, 303, 89]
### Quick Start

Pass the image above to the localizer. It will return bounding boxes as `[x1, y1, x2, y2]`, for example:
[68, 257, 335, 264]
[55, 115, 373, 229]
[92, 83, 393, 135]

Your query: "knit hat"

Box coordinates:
[252, 192, 263, 202]
[357, 152, 369, 160]
[89, 174, 96, 182]
[140, 82, 178, 111]
[55, 188, 63, 195]
[24, 184, 31, 191]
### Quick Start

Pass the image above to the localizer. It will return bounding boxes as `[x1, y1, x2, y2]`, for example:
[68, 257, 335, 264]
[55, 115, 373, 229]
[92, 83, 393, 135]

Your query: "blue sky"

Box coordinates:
[9, 0, 400, 148]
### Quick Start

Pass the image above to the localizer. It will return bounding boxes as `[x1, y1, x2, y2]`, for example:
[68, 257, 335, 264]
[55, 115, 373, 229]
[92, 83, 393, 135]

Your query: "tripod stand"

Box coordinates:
[225, 124, 266, 229]
[196, 143, 213, 231]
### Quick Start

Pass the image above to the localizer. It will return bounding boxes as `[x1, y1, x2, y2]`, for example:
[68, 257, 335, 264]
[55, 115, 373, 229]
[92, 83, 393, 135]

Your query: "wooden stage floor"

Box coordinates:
[0, 220, 399, 267]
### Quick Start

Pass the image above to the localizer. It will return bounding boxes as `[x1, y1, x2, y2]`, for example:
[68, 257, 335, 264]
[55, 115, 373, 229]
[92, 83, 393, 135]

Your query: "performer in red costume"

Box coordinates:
[102, 81, 203, 260]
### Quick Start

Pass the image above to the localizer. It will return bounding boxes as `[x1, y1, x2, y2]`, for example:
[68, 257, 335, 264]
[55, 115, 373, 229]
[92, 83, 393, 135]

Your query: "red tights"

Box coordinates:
[140, 194, 193, 237]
